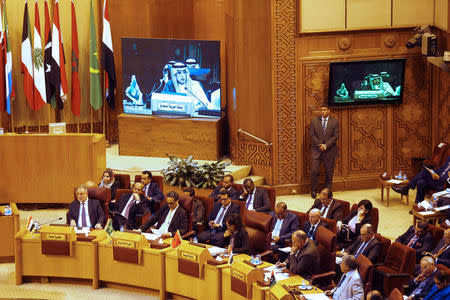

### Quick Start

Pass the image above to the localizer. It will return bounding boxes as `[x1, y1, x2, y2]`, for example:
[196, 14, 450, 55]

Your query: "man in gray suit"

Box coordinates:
[326, 255, 364, 300]
[309, 103, 339, 199]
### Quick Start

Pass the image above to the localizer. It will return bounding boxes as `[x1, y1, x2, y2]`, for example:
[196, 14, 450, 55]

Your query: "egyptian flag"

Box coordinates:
[269, 269, 276, 287]
[21, 0, 34, 110]
[71, 0, 81, 116]
[171, 230, 182, 248]
[227, 245, 234, 264]
[27, 215, 35, 232]
[50, 0, 68, 109]
[101, 0, 116, 109]
[0, 2, 5, 112]
[43, 0, 54, 104]
[32, 0, 46, 111]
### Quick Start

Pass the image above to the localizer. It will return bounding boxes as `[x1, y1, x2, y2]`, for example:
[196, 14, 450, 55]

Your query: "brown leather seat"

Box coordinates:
[334, 199, 351, 217]
[231, 200, 246, 218]
[428, 224, 445, 249]
[374, 233, 392, 264]
[232, 183, 276, 211]
[288, 210, 309, 229]
[310, 226, 337, 289]
[436, 263, 450, 276]
[356, 254, 373, 294]
[374, 242, 416, 296]
[350, 203, 379, 233]
[320, 217, 337, 234]
[387, 288, 403, 300]
[243, 210, 273, 255]
[70, 187, 111, 226]
[412, 143, 448, 176]
[114, 174, 131, 189]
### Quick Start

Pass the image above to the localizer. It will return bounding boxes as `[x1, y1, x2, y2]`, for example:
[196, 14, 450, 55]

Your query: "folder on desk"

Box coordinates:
[230, 261, 264, 298]
[40, 225, 76, 256]
[177, 243, 212, 278]
[111, 231, 149, 264]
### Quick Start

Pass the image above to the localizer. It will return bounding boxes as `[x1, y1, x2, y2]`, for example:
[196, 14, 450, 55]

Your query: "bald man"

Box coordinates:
[423, 229, 450, 268]
[112, 182, 149, 230]
[269, 202, 300, 249]
[404, 256, 438, 300]
[303, 208, 329, 241]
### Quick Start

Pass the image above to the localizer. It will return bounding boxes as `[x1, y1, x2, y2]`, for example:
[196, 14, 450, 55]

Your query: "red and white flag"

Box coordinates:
[32, 0, 46, 111]
[101, 0, 116, 110]
[50, 0, 68, 109]
[21, 0, 34, 110]
[171, 230, 182, 248]
[71, 0, 81, 116]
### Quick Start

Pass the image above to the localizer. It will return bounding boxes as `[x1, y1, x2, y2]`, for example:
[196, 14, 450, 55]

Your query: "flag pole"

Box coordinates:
[99, 0, 105, 137]
[90, 106, 93, 133]
[25, 106, 29, 132]
[10, 104, 14, 133]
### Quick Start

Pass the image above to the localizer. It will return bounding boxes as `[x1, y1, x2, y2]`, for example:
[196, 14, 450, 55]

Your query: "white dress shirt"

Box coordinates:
[159, 205, 179, 234]
[272, 218, 284, 237]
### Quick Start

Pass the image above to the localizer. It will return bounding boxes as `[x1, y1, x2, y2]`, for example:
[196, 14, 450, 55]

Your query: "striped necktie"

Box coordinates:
[407, 235, 419, 247]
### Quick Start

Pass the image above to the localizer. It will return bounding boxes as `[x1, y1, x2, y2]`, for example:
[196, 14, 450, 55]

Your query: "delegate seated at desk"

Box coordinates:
[68, 185, 105, 229]
[162, 62, 209, 110]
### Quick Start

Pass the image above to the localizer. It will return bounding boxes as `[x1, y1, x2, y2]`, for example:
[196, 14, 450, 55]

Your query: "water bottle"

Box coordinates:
[398, 171, 402, 180]
[0, 128, 4, 135]
[432, 195, 438, 208]
[255, 254, 261, 264]
[4, 205, 12, 215]
[403, 173, 408, 180]
[193, 236, 198, 243]
[120, 226, 124, 232]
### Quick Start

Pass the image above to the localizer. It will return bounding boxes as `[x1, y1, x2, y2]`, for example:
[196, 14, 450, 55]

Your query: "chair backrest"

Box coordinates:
[383, 242, 416, 275]
[134, 174, 164, 191]
[387, 288, 403, 300]
[350, 204, 379, 233]
[436, 264, 450, 276]
[243, 210, 273, 254]
[334, 199, 350, 217]
[288, 210, 309, 229]
[231, 200, 246, 218]
[195, 195, 215, 220]
[374, 233, 392, 264]
[232, 183, 276, 211]
[428, 224, 445, 249]
[114, 174, 131, 189]
[431, 143, 448, 167]
[356, 254, 373, 294]
[320, 217, 337, 234]
[315, 226, 336, 273]
[73, 187, 111, 220]
[115, 189, 132, 203]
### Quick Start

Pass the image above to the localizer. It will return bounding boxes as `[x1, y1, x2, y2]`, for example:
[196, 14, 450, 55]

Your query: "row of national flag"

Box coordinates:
[2, 0, 116, 116]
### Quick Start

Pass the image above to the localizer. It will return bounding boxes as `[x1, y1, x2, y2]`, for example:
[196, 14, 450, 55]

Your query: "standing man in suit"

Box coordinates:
[309, 103, 339, 199]
[325, 255, 364, 300]
[341, 224, 381, 263]
[423, 229, 450, 268]
[197, 189, 240, 246]
[141, 170, 164, 213]
[308, 188, 344, 221]
[68, 185, 105, 229]
[276, 230, 320, 280]
[209, 174, 240, 201]
[239, 178, 270, 213]
[139, 191, 188, 237]
[303, 208, 329, 241]
[396, 221, 434, 258]
[404, 256, 438, 300]
[112, 182, 148, 230]
[270, 202, 300, 250]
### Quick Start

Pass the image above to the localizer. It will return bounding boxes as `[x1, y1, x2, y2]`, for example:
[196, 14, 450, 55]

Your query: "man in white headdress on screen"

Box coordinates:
[163, 62, 209, 110]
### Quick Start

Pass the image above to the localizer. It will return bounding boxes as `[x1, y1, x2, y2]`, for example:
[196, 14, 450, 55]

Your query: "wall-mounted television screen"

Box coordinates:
[328, 59, 405, 107]
[122, 38, 221, 118]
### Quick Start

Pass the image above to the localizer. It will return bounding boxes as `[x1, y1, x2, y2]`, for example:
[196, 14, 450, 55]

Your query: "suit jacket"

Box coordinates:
[310, 115, 339, 160]
[143, 182, 164, 213]
[207, 202, 240, 231]
[396, 225, 434, 254]
[430, 238, 450, 267]
[285, 239, 320, 280]
[98, 180, 120, 200]
[209, 185, 240, 201]
[331, 269, 364, 300]
[270, 211, 300, 244]
[405, 270, 438, 300]
[436, 156, 450, 184]
[114, 193, 149, 229]
[303, 220, 329, 241]
[346, 236, 381, 263]
[239, 187, 270, 213]
[423, 284, 450, 300]
[193, 198, 206, 224]
[310, 198, 344, 221]
[140, 203, 188, 236]
[224, 229, 249, 254]
[68, 198, 105, 227]
[341, 210, 373, 240]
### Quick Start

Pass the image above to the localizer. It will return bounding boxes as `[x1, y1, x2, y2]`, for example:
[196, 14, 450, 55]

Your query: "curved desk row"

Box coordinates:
[15, 228, 322, 300]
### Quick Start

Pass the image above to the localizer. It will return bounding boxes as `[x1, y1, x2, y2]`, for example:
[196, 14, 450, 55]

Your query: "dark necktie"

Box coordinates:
[308, 225, 316, 239]
[355, 241, 367, 257]
[246, 193, 253, 209]
[333, 273, 347, 298]
[321, 206, 328, 216]
[216, 206, 226, 226]
[81, 202, 87, 227]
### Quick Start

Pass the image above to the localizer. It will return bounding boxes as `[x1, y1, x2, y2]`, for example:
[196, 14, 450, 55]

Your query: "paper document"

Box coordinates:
[434, 205, 450, 211]
[151, 228, 164, 235]
[274, 272, 290, 281]
[208, 246, 226, 256]
[387, 179, 403, 184]
[336, 256, 343, 264]
[75, 227, 90, 236]
[418, 211, 436, 215]
[279, 246, 292, 253]
[304, 293, 331, 300]
[143, 233, 161, 241]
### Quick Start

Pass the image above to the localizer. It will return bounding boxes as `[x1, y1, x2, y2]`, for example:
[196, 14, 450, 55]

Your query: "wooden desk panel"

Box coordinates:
[0, 203, 20, 262]
[0, 134, 106, 203]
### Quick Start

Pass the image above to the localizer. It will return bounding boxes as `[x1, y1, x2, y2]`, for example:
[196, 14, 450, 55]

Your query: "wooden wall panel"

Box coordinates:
[435, 0, 449, 31]
[437, 69, 450, 143]
[347, 0, 391, 30]
[393, 0, 434, 27]
[299, 0, 345, 32]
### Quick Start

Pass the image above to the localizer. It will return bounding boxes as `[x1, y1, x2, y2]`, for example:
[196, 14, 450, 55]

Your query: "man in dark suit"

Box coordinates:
[396, 221, 434, 257]
[141, 170, 164, 213]
[209, 174, 240, 201]
[239, 178, 270, 213]
[276, 230, 320, 280]
[270, 202, 300, 250]
[423, 228, 450, 268]
[404, 256, 438, 300]
[111, 182, 148, 230]
[308, 188, 344, 221]
[303, 208, 329, 241]
[342, 224, 381, 263]
[68, 185, 105, 229]
[183, 187, 205, 232]
[309, 103, 339, 199]
[139, 191, 188, 237]
[197, 189, 240, 246]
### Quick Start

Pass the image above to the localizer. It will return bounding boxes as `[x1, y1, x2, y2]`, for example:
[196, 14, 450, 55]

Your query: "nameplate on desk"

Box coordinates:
[157, 102, 186, 113]
[232, 269, 245, 281]
[180, 251, 198, 262]
[45, 233, 66, 241]
[114, 239, 135, 248]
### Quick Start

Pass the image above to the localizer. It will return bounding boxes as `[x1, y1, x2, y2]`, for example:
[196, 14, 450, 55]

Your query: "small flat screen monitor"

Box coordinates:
[122, 38, 221, 118]
[328, 59, 405, 107]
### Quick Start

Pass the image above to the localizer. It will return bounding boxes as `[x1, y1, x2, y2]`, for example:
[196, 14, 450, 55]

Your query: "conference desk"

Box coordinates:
[0, 133, 106, 204]
[15, 228, 322, 300]
[0, 203, 20, 262]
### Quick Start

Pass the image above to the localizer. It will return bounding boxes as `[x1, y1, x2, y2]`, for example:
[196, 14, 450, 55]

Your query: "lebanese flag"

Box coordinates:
[32, 0, 46, 111]
[3, 0, 14, 115]
[101, 0, 116, 110]
[21, 0, 34, 110]
[43, 0, 54, 104]
[50, 0, 68, 109]
[70, 0, 81, 116]
[0, 2, 5, 112]
[171, 230, 182, 248]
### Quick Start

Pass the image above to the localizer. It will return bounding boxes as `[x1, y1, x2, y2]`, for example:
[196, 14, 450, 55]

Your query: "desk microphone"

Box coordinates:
[37, 217, 64, 227]
[185, 88, 208, 110]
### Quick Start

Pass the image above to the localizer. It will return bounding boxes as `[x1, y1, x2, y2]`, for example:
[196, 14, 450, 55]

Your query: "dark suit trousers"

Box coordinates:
[197, 229, 225, 247]
[409, 169, 444, 203]
[310, 155, 335, 192]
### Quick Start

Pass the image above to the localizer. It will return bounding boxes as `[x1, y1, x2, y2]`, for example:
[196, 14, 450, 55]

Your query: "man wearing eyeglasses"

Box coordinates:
[339, 224, 381, 263]
[139, 191, 188, 238]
